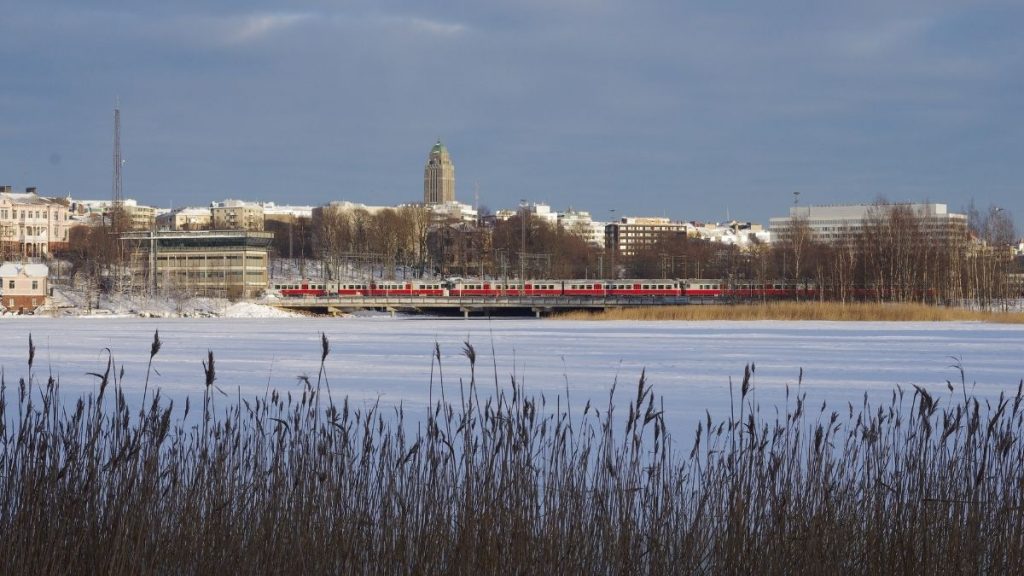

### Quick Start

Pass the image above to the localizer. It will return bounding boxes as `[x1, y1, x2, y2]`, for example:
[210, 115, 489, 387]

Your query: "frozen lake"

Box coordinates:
[2, 317, 1022, 440]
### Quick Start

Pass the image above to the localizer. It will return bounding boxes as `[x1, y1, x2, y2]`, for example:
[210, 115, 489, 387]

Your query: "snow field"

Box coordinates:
[1, 317, 1021, 442]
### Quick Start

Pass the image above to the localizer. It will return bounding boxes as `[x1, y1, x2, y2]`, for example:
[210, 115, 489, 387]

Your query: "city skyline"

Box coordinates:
[1, 1, 1022, 228]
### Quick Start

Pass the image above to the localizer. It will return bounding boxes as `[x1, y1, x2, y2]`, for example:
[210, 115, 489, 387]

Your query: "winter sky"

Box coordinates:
[1, 1, 1021, 227]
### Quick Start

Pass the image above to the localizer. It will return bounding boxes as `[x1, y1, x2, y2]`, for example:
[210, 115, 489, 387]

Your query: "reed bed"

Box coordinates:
[1, 332, 1022, 574]
[558, 300, 1024, 323]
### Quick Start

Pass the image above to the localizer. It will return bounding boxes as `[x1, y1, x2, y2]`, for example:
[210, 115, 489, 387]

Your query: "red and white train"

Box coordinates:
[269, 279, 817, 300]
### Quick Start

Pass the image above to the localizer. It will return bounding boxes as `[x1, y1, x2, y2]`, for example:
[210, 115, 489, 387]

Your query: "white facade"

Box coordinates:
[769, 203, 968, 244]
[320, 200, 390, 216]
[692, 221, 770, 248]
[258, 202, 314, 220]
[426, 201, 478, 223]
[526, 203, 558, 225]
[558, 209, 605, 248]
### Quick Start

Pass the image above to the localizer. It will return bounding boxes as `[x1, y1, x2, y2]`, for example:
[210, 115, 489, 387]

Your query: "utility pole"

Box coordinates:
[520, 199, 527, 280]
[608, 208, 616, 279]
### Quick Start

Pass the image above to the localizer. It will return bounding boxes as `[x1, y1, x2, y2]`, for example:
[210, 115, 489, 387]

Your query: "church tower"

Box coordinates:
[423, 139, 455, 204]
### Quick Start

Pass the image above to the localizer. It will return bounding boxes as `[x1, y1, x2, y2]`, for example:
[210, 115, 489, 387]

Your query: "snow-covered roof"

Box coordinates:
[1, 192, 60, 206]
[0, 262, 49, 278]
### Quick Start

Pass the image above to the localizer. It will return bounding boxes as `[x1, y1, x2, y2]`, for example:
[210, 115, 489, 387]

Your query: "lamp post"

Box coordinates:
[608, 208, 616, 279]
[520, 199, 527, 281]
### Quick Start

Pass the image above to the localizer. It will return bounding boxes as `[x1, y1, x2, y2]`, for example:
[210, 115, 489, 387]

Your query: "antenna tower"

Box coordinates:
[112, 100, 123, 229]
[792, 191, 800, 206]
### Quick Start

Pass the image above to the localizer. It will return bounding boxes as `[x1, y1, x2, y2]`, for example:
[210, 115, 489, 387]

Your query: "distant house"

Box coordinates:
[0, 262, 49, 313]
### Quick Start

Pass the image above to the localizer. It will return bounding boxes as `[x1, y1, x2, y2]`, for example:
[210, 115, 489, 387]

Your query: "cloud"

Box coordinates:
[402, 17, 467, 38]
[215, 12, 314, 46]
[835, 17, 933, 58]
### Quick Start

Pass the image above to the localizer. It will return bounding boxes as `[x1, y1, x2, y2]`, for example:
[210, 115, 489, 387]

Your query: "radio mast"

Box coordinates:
[111, 99, 123, 229]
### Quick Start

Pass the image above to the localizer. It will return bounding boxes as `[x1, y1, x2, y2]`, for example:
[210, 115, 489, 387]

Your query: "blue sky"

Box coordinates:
[1, 1, 1021, 228]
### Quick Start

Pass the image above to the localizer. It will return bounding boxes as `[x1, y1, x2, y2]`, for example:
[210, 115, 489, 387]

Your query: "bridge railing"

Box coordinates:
[270, 294, 695, 308]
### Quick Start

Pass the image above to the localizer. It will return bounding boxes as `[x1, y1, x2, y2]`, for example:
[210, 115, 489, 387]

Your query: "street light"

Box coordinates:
[608, 208, 616, 279]
[520, 199, 527, 281]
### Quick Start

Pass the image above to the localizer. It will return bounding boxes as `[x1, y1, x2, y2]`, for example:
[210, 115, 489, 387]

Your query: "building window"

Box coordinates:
[7, 280, 13, 289]
[32, 280, 38, 290]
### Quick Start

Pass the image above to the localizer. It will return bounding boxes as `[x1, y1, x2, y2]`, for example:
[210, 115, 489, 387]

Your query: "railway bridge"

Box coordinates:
[270, 295, 703, 317]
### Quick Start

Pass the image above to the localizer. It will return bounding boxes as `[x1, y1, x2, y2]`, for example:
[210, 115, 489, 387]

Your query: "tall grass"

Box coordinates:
[1, 332, 1022, 573]
[558, 300, 1024, 322]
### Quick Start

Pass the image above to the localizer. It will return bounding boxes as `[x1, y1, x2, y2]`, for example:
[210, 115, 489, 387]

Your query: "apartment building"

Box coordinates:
[211, 200, 265, 231]
[68, 198, 156, 231]
[558, 209, 606, 248]
[157, 207, 213, 230]
[605, 217, 689, 257]
[0, 186, 70, 257]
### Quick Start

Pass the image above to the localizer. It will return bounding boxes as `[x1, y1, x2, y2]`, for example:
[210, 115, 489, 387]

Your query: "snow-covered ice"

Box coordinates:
[1, 317, 1021, 440]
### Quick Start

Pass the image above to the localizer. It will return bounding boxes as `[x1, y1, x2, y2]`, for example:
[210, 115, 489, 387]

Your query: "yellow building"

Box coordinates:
[211, 200, 265, 231]
[0, 186, 71, 257]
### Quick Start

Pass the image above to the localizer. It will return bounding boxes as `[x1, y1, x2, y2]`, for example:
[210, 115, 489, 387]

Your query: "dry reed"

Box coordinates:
[0, 332, 1022, 574]
[557, 301, 1024, 323]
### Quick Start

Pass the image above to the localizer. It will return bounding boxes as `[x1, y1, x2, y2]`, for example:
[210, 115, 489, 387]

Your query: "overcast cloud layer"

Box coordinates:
[1, 0, 1021, 226]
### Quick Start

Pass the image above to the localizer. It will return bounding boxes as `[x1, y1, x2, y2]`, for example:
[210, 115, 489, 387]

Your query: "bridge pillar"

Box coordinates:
[461, 307, 470, 319]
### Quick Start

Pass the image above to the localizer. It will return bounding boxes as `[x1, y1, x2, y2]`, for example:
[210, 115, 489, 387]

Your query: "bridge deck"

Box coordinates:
[270, 295, 712, 316]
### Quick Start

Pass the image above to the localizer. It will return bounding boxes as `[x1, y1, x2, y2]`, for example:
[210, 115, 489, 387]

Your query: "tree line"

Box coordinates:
[54, 201, 1020, 305]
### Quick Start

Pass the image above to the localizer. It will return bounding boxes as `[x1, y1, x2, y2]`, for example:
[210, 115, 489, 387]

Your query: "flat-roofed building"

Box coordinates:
[157, 207, 213, 230]
[121, 230, 274, 298]
[259, 202, 314, 224]
[68, 198, 156, 231]
[0, 186, 70, 257]
[605, 217, 689, 258]
[211, 199, 265, 231]
[426, 201, 477, 223]
[769, 203, 968, 245]
[558, 209, 606, 248]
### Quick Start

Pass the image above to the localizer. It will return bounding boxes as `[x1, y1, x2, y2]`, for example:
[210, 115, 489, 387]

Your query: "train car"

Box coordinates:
[365, 281, 414, 297]
[448, 280, 497, 297]
[521, 280, 563, 297]
[609, 280, 682, 297]
[271, 281, 327, 298]
[726, 281, 794, 299]
[680, 279, 726, 298]
[720, 280, 818, 300]
[448, 280, 535, 297]
[562, 280, 607, 297]
[334, 282, 369, 296]
[409, 280, 447, 296]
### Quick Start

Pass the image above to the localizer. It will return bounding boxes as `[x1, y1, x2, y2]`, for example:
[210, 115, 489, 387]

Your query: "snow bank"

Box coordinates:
[221, 302, 301, 318]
